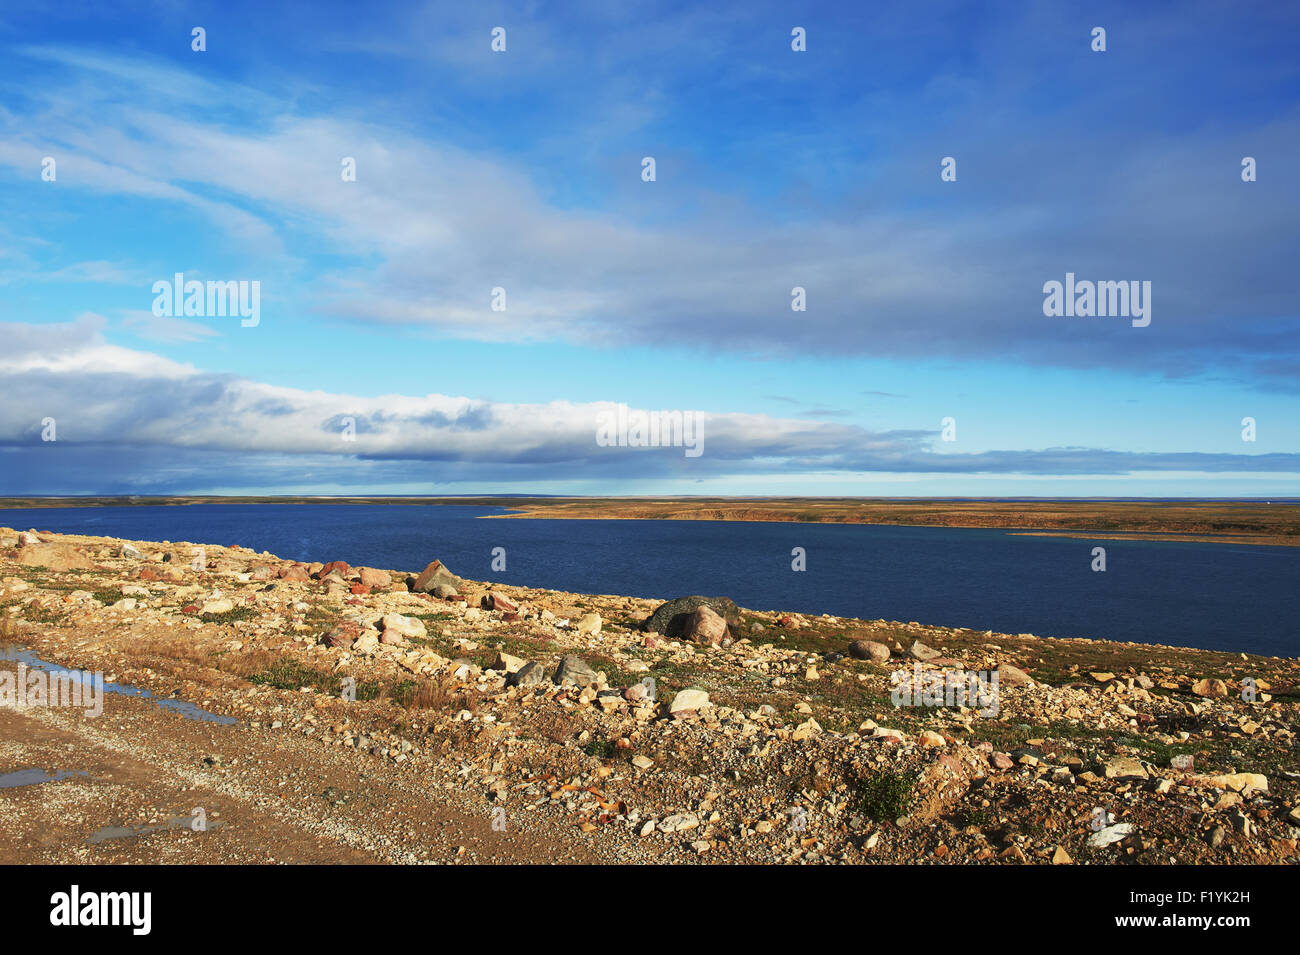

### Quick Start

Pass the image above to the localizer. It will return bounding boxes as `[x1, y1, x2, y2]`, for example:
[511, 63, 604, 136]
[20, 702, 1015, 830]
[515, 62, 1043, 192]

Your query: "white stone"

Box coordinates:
[669, 689, 710, 714]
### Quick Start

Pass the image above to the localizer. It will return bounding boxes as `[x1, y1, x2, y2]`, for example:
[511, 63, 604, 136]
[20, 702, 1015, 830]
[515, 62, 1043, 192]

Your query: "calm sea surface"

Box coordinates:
[3, 503, 1296, 656]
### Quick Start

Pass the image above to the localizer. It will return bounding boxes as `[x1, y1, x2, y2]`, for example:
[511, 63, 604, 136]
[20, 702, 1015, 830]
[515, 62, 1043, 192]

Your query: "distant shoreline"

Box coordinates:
[1, 495, 1297, 546]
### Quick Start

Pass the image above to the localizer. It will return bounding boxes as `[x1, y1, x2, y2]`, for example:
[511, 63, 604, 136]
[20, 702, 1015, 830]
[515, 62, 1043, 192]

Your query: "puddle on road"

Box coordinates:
[0, 644, 237, 725]
[0, 767, 90, 790]
[87, 817, 224, 844]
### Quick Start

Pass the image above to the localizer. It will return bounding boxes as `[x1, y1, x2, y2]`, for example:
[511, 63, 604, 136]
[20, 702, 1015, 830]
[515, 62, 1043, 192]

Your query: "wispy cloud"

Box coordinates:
[2, 31, 1297, 387]
[1, 317, 1295, 494]
[118, 310, 221, 343]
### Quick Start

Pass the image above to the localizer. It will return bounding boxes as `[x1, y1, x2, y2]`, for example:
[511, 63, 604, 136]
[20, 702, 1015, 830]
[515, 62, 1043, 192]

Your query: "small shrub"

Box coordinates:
[583, 739, 617, 759]
[854, 770, 916, 821]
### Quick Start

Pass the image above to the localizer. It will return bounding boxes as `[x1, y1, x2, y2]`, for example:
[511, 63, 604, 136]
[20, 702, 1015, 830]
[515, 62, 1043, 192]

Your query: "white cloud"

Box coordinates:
[1, 318, 1295, 495]
[0, 317, 914, 468]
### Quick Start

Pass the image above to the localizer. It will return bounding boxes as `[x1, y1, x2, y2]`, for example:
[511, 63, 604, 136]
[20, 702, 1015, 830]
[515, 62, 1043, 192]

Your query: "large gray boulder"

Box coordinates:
[507, 661, 546, 687]
[642, 596, 740, 636]
[553, 655, 599, 686]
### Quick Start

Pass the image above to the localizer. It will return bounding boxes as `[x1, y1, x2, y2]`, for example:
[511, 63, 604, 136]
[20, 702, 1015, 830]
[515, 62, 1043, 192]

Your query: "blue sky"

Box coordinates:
[1, 0, 1298, 495]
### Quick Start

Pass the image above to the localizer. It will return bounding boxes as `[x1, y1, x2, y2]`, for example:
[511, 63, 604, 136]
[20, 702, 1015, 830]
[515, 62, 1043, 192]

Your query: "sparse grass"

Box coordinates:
[384, 677, 476, 713]
[301, 603, 341, 630]
[199, 606, 258, 625]
[117, 633, 222, 676]
[247, 658, 339, 692]
[19, 605, 66, 624]
[959, 806, 994, 828]
[1109, 733, 1199, 767]
[648, 658, 704, 704]
[574, 650, 642, 690]
[241, 658, 381, 699]
[404, 629, 499, 669]
[601, 608, 643, 629]
[766, 621, 912, 656]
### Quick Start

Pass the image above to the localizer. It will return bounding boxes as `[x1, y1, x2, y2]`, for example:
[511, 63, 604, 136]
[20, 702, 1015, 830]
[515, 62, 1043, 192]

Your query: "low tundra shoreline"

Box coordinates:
[1, 527, 1297, 865]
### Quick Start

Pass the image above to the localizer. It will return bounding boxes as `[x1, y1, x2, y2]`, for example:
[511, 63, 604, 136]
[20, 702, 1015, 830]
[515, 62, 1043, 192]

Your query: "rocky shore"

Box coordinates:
[1, 527, 1297, 864]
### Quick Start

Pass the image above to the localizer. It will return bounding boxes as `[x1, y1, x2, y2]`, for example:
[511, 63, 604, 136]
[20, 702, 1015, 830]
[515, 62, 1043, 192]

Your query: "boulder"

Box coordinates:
[1087, 823, 1135, 848]
[357, 567, 390, 588]
[1196, 772, 1267, 793]
[318, 560, 351, 579]
[908, 640, 942, 662]
[507, 661, 546, 687]
[1192, 678, 1229, 698]
[575, 612, 602, 635]
[491, 651, 525, 674]
[793, 719, 823, 741]
[1102, 757, 1149, 781]
[380, 613, 427, 640]
[848, 639, 891, 663]
[668, 688, 710, 715]
[411, 560, 461, 594]
[481, 592, 518, 613]
[641, 596, 740, 636]
[553, 655, 599, 686]
[679, 605, 729, 646]
[997, 663, 1035, 687]
[320, 622, 360, 650]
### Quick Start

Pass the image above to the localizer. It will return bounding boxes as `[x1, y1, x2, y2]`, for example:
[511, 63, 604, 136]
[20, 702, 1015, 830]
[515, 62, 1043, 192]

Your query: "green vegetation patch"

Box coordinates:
[199, 606, 259, 625]
[248, 659, 379, 700]
[854, 769, 917, 821]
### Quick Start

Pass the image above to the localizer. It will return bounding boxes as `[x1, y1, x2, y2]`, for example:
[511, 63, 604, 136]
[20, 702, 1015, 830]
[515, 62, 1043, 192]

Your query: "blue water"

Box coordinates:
[3, 503, 1297, 657]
